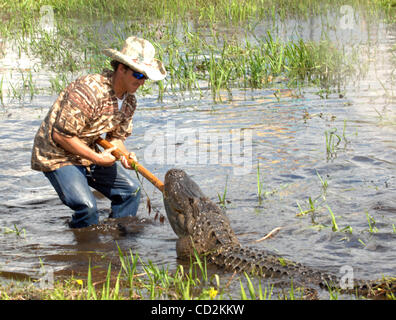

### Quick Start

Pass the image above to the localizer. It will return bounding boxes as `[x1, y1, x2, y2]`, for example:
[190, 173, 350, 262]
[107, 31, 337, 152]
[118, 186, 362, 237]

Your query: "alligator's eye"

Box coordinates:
[174, 207, 184, 215]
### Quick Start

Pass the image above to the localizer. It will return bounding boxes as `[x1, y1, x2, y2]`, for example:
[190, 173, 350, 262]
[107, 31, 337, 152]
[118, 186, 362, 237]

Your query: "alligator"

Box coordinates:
[163, 168, 395, 298]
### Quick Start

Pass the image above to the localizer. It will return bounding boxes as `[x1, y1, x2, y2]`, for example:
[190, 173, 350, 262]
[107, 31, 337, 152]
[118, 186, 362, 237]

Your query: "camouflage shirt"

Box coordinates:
[31, 69, 137, 172]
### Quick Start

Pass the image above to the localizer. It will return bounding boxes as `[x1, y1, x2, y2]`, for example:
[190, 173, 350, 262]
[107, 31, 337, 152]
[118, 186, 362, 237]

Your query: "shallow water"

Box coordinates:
[0, 10, 395, 298]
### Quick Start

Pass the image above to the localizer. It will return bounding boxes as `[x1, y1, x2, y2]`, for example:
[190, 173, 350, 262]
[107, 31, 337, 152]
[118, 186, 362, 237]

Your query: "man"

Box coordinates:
[31, 36, 167, 228]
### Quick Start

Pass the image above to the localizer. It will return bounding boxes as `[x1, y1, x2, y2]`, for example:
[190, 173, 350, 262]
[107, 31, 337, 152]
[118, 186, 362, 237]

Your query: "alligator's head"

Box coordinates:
[164, 169, 241, 257]
[163, 169, 206, 238]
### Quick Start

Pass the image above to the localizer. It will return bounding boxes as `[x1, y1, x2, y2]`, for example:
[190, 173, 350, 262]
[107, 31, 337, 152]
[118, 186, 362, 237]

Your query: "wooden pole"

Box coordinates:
[95, 138, 164, 193]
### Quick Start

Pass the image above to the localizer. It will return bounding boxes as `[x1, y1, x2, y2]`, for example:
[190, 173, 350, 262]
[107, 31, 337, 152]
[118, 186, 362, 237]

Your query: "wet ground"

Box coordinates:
[0, 10, 395, 298]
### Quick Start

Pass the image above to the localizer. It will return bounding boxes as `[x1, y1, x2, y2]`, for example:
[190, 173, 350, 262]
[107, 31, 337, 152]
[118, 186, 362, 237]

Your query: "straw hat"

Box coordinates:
[103, 36, 166, 81]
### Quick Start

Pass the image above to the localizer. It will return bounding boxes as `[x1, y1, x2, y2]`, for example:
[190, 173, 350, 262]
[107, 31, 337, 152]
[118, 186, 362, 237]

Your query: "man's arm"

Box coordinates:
[52, 131, 117, 167]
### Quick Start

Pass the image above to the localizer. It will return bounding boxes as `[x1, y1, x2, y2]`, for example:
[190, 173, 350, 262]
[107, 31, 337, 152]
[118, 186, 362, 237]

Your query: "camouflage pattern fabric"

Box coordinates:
[31, 69, 137, 172]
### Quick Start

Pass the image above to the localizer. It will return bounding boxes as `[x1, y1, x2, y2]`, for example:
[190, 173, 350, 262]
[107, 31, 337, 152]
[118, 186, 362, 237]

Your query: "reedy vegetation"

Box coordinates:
[1, 246, 394, 300]
[0, 247, 303, 300]
[0, 0, 394, 102]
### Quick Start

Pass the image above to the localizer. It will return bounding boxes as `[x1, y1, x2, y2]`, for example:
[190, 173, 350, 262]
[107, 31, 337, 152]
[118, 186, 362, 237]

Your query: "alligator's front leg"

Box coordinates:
[176, 236, 208, 259]
[176, 236, 194, 259]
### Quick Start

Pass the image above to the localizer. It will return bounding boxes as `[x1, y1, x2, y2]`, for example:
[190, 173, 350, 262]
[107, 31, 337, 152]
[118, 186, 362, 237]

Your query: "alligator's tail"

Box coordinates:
[207, 245, 396, 298]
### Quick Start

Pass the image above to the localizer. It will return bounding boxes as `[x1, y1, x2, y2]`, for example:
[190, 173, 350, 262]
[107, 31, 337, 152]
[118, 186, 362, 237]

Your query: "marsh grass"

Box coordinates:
[0, 246, 326, 300]
[2, 241, 395, 300]
[239, 272, 274, 300]
[1, 0, 388, 102]
[217, 175, 229, 208]
[365, 211, 378, 233]
[295, 172, 357, 234]
[325, 128, 342, 159]
[3, 224, 26, 238]
[326, 205, 339, 232]
[115, 246, 219, 300]
[296, 171, 328, 218]
[168, 34, 357, 101]
[324, 121, 351, 159]
[1, 0, 394, 25]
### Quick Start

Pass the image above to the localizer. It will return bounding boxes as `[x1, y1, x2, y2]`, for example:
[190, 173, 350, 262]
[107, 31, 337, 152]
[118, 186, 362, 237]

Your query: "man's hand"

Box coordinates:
[93, 146, 118, 166]
[120, 152, 137, 169]
[107, 138, 137, 170]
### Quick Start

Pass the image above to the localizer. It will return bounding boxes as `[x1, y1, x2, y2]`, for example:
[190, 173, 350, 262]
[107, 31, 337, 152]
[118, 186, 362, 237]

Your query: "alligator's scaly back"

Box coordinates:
[163, 169, 395, 298]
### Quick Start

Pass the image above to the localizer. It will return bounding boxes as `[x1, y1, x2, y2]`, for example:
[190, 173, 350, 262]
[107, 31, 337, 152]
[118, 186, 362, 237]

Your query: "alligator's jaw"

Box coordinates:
[164, 169, 206, 237]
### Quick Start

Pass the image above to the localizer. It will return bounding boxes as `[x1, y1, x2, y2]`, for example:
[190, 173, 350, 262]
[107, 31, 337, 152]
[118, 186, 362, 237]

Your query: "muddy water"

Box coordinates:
[0, 14, 395, 297]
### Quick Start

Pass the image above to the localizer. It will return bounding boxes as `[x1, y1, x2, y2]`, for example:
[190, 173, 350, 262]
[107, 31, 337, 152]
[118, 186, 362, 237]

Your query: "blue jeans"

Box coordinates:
[44, 163, 141, 228]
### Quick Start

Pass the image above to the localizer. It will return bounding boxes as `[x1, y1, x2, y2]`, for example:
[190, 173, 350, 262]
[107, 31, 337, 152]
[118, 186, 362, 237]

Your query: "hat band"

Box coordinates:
[131, 58, 155, 66]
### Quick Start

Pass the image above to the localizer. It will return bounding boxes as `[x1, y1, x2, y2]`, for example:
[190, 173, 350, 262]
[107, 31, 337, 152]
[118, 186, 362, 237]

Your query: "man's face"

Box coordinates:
[120, 65, 146, 94]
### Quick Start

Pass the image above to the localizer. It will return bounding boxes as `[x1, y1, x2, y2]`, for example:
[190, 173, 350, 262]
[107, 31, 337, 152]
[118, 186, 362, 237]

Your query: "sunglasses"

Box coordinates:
[132, 70, 147, 80]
